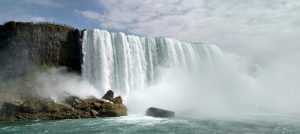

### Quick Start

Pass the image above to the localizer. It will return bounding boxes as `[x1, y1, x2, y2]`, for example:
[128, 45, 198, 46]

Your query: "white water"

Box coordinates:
[82, 29, 300, 116]
[82, 29, 225, 94]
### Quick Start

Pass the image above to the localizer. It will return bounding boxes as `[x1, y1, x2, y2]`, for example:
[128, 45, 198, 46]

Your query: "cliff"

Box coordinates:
[0, 21, 82, 81]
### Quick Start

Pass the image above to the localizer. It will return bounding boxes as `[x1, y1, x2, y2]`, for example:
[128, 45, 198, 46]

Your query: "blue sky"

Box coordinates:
[0, 0, 299, 57]
[0, 0, 104, 29]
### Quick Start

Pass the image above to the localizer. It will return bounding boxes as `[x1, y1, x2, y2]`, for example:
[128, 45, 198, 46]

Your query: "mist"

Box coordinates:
[0, 67, 101, 103]
[125, 47, 300, 118]
[32, 68, 101, 102]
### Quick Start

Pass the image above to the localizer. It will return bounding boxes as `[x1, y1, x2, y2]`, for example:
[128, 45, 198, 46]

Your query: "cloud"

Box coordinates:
[74, 9, 102, 21]
[23, 0, 63, 8]
[76, 0, 300, 59]
[0, 0, 58, 24]
[30, 17, 47, 22]
[0, 13, 52, 23]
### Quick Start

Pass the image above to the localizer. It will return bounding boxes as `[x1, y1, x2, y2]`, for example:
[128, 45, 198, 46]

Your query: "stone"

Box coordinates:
[43, 102, 73, 113]
[92, 102, 101, 108]
[99, 102, 127, 117]
[102, 90, 114, 100]
[0, 102, 21, 115]
[20, 101, 38, 113]
[90, 109, 98, 116]
[0, 91, 127, 121]
[64, 96, 82, 105]
[74, 98, 82, 104]
[111, 96, 122, 104]
[146, 107, 175, 118]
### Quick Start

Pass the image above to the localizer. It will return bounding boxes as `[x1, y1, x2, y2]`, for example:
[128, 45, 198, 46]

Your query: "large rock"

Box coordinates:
[102, 90, 114, 100]
[0, 102, 21, 115]
[0, 90, 127, 121]
[146, 107, 175, 118]
[111, 96, 122, 104]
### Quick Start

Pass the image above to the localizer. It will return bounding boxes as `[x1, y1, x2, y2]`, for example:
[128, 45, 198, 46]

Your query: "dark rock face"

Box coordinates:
[1, 102, 21, 115]
[146, 107, 175, 118]
[0, 90, 127, 121]
[102, 90, 114, 100]
[0, 21, 82, 82]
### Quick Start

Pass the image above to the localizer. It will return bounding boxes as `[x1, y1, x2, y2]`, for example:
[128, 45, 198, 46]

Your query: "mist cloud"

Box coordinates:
[32, 68, 101, 102]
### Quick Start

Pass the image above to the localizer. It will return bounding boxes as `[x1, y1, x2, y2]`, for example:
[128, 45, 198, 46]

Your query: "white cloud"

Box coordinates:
[74, 10, 102, 21]
[76, 0, 300, 59]
[24, 0, 63, 8]
[0, 13, 51, 24]
[30, 17, 47, 22]
[0, 0, 58, 24]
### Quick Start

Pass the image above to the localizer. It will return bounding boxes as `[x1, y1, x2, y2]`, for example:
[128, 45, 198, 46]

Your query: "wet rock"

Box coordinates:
[20, 101, 38, 113]
[90, 109, 98, 116]
[102, 90, 114, 100]
[0, 90, 127, 121]
[1, 102, 21, 115]
[111, 96, 122, 104]
[43, 101, 73, 113]
[92, 102, 101, 108]
[65, 96, 82, 105]
[99, 101, 127, 117]
[146, 107, 175, 118]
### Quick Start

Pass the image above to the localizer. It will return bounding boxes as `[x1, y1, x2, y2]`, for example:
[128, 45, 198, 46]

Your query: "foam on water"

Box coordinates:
[1, 115, 300, 134]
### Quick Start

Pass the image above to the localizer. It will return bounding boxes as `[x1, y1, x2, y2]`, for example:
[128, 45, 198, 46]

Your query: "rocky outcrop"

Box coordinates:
[0, 90, 127, 121]
[0, 21, 82, 82]
[102, 90, 114, 100]
[146, 107, 175, 118]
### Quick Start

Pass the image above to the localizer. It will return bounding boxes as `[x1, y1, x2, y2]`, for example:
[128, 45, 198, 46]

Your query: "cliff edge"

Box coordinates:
[0, 21, 82, 82]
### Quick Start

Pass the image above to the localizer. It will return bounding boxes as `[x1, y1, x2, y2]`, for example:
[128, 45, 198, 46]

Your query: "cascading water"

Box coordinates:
[81, 29, 300, 116]
[82, 29, 224, 95]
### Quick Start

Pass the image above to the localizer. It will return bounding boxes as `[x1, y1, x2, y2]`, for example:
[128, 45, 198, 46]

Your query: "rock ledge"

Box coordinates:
[146, 107, 175, 118]
[0, 90, 127, 121]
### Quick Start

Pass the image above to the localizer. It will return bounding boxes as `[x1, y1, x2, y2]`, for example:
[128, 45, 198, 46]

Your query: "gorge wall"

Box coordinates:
[0, 21, 82, 82]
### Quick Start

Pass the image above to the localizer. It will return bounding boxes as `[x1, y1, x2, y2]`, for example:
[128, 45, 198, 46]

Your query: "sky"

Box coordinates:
[0, 0, 299, 58]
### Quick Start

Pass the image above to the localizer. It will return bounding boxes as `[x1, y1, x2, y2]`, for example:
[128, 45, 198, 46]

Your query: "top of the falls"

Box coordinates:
[85, 29, 206, 46]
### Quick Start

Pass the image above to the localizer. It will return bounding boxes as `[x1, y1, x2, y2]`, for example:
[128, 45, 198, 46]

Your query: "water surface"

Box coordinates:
[1, 115, 300, 134]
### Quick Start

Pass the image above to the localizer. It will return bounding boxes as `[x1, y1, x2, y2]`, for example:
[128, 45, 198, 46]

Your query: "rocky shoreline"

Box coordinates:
[0, 90, 127, 121]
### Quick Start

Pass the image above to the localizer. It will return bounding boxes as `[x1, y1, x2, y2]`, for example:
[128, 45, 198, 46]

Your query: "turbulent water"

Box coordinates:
[1, 115, 300, 134]
[82, 29, 223, 94]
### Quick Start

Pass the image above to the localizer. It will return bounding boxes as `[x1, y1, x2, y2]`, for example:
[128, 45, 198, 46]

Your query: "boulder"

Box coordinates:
[92, 102, 101, 108]
[64, 96, 82, 105]
[0, 102, 21, 115]
[146, 107, 175, 118]
[43, 101, 73, 113]
[90, 109, 99, 116]
[102, 90, 114, 100]
[20, 101, 38, 113]
[99, 102, 127, 117]
[111, 96, 122, 104]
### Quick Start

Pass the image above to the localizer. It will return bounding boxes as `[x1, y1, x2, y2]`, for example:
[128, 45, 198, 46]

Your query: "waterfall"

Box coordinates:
[81, 29, 300, 115]
[82, 29, 223, 94]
